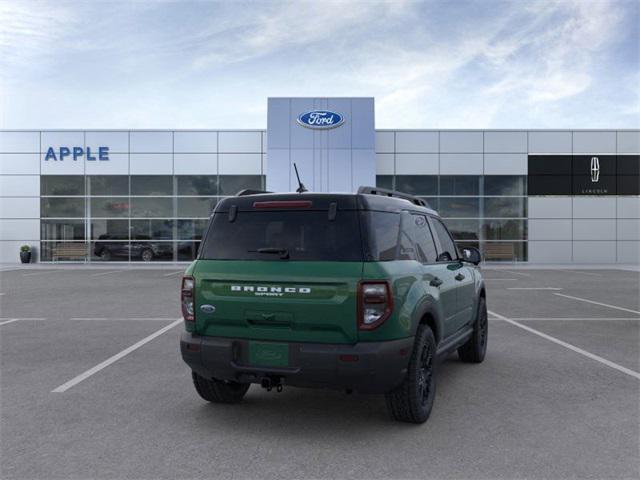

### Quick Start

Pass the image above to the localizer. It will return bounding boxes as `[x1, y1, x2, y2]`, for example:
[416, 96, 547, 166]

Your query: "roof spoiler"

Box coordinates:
[235, 189, 272, 196]
[357, 186, 430, 208]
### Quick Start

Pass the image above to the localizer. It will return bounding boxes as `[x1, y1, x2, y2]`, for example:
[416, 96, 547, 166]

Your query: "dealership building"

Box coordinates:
[0, 97, 638, 264]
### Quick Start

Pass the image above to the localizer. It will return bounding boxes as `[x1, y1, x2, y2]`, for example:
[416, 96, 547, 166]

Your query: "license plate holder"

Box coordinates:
[248, 341, 289, 367]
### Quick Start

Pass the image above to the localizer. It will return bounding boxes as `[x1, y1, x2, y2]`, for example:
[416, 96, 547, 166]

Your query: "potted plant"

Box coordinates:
[20, 245, 32, 264]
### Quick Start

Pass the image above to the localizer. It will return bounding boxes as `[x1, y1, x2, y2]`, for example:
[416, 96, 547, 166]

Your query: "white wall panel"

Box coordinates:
[439, 153, 483, 174]
[484, 153, 527, 175]
[40, 153, 84, 175]
[0, 132, 39, 152]
[351, 98, 375, 149]
[528, 241, 572, 263]
[375, 132, 394, 153]
[395, 154, 438, 175]
[0, 241, 38, 263]
[484, 131, 527, 153]
[0, 154, 40, 175]
[573, 219, 616, 240]
[173, 154, 217, 175]
[219, 154, 262, 175]
[327, 98, 352, 149]
[528, 197, 572, 218]
[85, 153, 129, 175]
[572, 241, 616, 263]
[265, 149, 290, 192]
[528, 219, 572, 240]
[617, 198, 640, 218]
[0, 175, 39, 196]
[395, 131, 438, 153]
[617, 241, 640, 263]
[352, 149, 376, 191]
[617, 131, 640, 153]
[0, 197, 39, 218]
[617, 219, 640, 241]
[85, 131, 129, 153]
[0, 219, 39, 240]
[573, 131, 616, 153]
[528, 131, 571, 153]
[573, 197, 616, 218]
[219, 132, 262, 153]
[376, 154, 394, 175]
[41, 131, 84, 152]
[130, 131, 172, 152]
[440, 131, 483, 153]
[174, 131, 218, 153]
[129, 154, 173, 174]
[327, 150, 351, 192]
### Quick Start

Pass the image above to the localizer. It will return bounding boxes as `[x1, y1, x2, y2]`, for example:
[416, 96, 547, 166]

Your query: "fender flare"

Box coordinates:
[410, 301, 445, 344]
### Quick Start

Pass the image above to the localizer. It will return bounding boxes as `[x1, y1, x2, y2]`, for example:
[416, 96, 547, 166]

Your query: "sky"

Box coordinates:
[0, 0, 638, 129]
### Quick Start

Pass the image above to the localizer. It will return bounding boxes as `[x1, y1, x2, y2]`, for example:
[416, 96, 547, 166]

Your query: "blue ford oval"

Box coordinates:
[297, 110, 344, 129]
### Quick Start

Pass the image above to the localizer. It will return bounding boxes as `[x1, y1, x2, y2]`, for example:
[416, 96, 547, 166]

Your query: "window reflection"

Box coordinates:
[41, 176, 85, 196]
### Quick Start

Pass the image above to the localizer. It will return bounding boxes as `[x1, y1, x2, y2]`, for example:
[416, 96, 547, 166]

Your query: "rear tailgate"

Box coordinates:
[194, 260, 362, 344]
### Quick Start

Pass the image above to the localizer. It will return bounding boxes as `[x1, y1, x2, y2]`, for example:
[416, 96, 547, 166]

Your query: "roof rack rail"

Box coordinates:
[235, 189, 272, 196]
[357, 186, 430, 208]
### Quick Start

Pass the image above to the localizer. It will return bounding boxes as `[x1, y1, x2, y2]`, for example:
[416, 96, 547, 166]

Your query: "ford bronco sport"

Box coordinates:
[180, 186, 487, 423]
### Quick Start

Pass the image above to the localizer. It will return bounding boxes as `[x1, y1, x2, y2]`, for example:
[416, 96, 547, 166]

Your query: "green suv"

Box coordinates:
[180, 187, 487, 423]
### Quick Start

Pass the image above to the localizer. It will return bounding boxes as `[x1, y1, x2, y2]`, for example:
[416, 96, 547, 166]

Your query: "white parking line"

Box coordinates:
[0, 318, 46, 325]
[489, 309, 640, 380]
[507, 287, 563, 290]
[51, 318, 182, 393]
[90, 270, 123, 277]
[70, 317, 177, 321]
[493, 317, 640, 321]
[553, 293, 640, 315]
[484, 278, 518, 281]
[501, 270, 532, 277]
[554, 269, 602, 277]
[163, 271, 184, 277]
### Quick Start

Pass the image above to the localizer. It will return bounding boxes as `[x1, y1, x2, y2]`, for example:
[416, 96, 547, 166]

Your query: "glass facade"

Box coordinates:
[40, 174, 264, 262]
[376, 175, 528, 261]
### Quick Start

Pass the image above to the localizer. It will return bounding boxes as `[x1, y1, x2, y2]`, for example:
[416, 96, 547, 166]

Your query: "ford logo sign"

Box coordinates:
[297, 110, 344, 130]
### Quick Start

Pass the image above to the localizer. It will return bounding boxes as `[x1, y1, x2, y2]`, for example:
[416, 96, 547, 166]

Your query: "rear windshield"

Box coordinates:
[200, 210, 363, 261]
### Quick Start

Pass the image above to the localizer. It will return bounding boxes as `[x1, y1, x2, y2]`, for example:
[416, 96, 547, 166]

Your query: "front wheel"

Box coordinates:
[385, 325, 436, 424]
[458, 296, 488, 363]
[192, 372, 250, 404]
[140, 248, 154, 262]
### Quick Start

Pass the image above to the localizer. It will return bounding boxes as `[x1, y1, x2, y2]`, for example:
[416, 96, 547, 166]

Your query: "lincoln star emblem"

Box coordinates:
[590, 156, 600, 183]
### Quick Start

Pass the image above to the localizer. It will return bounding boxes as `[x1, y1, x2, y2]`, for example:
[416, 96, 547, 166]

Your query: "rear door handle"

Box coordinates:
[455, 273, 465, 281]
[429, 277, 443, 287]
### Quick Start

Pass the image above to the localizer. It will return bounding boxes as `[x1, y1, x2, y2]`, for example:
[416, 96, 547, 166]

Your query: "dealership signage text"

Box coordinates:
[44, 146, 109, 161]
[297, 110, 344, 129]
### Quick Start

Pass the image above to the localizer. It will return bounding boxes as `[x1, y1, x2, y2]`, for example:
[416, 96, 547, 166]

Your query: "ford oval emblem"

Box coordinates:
[200, 304, 216, 314]
[297, 110, 344, 130]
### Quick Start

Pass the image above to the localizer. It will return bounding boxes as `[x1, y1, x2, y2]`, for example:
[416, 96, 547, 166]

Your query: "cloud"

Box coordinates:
[0, 0, 637, 128]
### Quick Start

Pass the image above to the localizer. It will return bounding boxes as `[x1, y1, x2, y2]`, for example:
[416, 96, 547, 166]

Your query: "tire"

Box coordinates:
[100, 249, 111, 261]
[458, 296, 488, 363]
[191, 371, 250, 404]
[385, 325, 437, 424]
[141, 248, 153, 262]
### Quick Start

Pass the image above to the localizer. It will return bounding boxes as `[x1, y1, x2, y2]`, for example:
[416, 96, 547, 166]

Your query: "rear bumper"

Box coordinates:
[180, 333, 413, 394]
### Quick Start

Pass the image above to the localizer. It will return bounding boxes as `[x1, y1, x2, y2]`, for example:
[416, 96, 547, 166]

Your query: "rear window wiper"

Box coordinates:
[248, 247, 290, 260]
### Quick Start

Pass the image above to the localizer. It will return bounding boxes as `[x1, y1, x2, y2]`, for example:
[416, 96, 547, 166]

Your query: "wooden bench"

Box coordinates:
[52, 244, 88, 262]
[483, 243, 514, 261]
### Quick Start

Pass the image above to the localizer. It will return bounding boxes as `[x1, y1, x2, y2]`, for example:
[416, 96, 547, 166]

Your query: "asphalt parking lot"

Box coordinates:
[1, 265, 639, 479]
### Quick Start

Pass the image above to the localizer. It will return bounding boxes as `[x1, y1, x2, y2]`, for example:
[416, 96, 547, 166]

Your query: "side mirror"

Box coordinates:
[461, 247, 481, 265]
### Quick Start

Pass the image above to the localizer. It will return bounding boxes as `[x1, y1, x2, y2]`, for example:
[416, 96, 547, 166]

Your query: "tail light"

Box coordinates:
[181, 276, 195, 323]
[358, 281, 393, 330]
